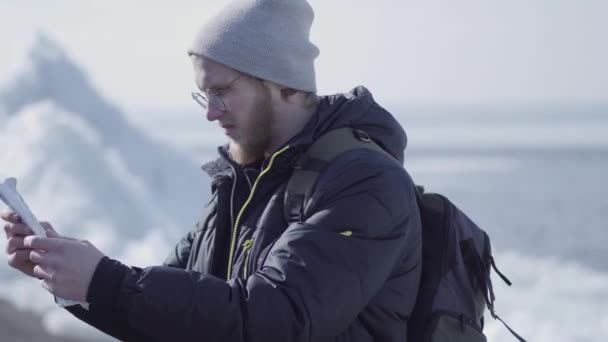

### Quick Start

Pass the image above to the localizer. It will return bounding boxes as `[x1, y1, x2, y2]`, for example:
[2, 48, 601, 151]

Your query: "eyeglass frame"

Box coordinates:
[191, 73, 243, 112]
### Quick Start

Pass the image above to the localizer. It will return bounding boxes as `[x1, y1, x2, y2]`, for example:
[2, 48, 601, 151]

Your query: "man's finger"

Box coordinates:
[0, 210, 21, 223]
[32, 264, 52, 281]
[0, 210, 11, 221]
[41, 279, 54, 294]
[23, 236, 65, 252]
[40, 222, 60, 238]
[4, 223, 34, 238]
[6, 236, 27, 254]
[7, 250, 31, 269]
[29, 250, 56, 268]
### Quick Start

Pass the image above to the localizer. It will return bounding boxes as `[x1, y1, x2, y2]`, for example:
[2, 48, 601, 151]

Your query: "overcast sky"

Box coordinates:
[1, 0, 607, 114]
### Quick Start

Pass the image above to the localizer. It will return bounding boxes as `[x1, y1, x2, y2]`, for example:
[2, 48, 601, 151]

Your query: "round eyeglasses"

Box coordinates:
[191, 74, 242, 112]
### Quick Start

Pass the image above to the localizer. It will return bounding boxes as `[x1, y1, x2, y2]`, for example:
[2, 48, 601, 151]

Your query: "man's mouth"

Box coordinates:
[221, 124, 236, 135]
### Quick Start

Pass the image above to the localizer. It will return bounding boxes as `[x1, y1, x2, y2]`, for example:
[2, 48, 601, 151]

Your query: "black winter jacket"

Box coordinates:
[67, 86, 422, 342]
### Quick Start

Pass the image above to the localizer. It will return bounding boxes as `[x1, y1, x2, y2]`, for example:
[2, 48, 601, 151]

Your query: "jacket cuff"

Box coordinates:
[86, 256, 130, 310]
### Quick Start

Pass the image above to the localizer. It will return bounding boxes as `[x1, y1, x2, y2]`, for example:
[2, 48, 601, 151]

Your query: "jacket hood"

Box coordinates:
[289, 85, 407, 163]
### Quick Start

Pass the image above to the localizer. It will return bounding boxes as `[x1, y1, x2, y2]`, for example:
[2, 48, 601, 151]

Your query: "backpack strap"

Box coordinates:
[284, 127, 391, 223]
[476, 237, 527, 342]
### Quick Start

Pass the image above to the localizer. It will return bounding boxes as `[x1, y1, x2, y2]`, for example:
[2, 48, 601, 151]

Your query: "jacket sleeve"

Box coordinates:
[85, 150, 422, 342]
[65, 223, 202, 341]
[65, 261, 158, 342]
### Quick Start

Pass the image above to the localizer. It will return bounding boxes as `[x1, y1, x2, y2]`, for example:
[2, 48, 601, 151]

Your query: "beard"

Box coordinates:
[228, 87, 275, 165]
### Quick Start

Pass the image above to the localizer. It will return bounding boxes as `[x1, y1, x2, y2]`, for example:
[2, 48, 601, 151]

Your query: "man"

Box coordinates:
[3, 0, 422, 341]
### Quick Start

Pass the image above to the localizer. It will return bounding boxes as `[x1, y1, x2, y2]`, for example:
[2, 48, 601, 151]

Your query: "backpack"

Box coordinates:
[283, 127, 527, 342]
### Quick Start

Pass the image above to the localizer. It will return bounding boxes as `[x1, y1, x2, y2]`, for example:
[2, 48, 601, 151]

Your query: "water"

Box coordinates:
[408, 148, 608, 272]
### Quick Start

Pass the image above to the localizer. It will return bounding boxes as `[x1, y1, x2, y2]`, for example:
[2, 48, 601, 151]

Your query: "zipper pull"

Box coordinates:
[242, 239, 253, 251]
[242, 238, 254, 279]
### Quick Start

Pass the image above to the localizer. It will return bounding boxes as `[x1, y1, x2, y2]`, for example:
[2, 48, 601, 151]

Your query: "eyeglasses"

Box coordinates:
[191, 74, 243, 112]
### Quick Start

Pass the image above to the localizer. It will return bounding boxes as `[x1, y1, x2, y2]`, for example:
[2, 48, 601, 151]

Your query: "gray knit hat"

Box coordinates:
[188, 0, 320, 92]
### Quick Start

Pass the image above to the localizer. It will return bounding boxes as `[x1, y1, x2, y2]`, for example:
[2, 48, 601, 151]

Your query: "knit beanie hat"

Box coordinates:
[188, 0, 320, 92]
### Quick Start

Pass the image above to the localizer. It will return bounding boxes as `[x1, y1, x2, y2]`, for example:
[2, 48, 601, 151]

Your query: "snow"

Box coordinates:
[0, 34, 212, 340]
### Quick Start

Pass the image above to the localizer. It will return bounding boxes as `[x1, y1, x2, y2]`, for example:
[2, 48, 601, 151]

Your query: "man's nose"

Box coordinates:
[206, 106, 223, 122]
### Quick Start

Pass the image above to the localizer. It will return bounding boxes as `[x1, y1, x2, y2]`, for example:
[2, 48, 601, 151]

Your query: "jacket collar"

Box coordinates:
[201, 86, 408, 178]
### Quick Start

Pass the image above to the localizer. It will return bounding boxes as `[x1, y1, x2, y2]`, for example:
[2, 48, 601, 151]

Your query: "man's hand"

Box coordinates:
[24, 234, 105, 303]
[2, 209, 59, 278]
[3, 209, 105, 303]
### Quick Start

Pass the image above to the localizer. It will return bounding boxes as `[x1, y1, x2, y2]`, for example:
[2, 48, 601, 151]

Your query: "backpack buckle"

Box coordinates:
[286, 194, 305, 223]
[353, 129, 371, 143]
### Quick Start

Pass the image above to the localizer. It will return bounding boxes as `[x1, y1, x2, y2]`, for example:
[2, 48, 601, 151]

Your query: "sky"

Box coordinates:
[1, 0, 607, 114]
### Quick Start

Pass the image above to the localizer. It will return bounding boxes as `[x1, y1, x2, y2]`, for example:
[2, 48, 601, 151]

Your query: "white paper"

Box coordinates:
[0, 178, 47, 236]
[0, 177, 87, 309]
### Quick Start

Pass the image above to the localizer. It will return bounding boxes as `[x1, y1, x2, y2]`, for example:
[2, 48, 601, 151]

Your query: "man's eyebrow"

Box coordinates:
[199, 77, 214, 91]
[201, 79, 225, 92]
[202, 73, 242, 92]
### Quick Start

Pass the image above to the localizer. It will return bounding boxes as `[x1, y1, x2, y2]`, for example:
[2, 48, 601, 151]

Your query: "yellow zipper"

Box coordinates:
[242, 239, 254, 279]
[226, 145, 291, 281]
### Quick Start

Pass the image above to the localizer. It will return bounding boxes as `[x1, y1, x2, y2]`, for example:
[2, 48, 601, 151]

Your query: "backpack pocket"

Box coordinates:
[426, 312, 486, 342]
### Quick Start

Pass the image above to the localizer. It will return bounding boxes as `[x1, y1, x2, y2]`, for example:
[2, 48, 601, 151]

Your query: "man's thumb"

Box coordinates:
[40, 222, 60, 238]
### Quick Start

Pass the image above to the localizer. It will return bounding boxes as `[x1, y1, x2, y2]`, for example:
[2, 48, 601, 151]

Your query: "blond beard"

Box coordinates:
[228, 140, 264, 165]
